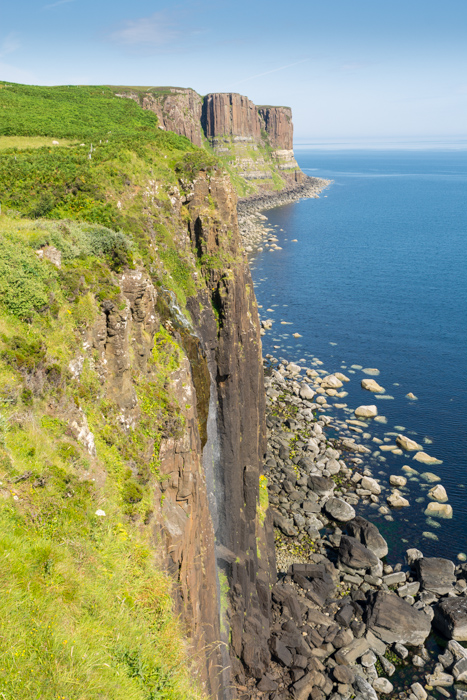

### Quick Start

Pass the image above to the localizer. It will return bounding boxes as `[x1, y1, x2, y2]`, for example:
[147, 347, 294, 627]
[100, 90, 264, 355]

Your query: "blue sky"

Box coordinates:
[1, 0, 466, 139]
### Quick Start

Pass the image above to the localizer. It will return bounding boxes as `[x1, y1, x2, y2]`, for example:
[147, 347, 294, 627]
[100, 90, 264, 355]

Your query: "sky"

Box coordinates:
[1, 0, 467, 140]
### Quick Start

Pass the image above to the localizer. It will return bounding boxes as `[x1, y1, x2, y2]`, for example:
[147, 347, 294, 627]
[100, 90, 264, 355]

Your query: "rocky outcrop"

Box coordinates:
[202, 93, 262, 142]
[258, 106, 293, 150]
[116, 87, 204, 146]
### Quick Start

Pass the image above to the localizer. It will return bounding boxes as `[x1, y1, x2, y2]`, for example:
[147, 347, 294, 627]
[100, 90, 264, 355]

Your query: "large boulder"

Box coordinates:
[324, 497, 356, 522]
[396, 434, 421, 451]
[434, 597, 467, 641]
[307, 475, 335, 498]
[415, 557, 456, 595]
[355, 405, 378, 418]
[366, 591, 431, 645]
[346, 516, 388, 559]
[338, 535, 379, 571]
[361, 378, 385, 393]
[321, 374, 343, 389]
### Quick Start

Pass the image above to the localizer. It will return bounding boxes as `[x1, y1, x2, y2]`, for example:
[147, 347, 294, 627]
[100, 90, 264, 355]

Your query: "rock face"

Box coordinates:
[186, 173, 275, 683]
[203, 92, 262, 142]
[434, 598, 467, 640]
[258, 106, 293, 149]
[366, 591, 431, 645]
[116, 87, 204, 146]
[346, 516, 388, 559]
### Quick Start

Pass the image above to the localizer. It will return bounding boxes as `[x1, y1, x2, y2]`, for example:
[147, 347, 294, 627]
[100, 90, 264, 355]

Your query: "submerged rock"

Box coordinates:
[387, 490, 410, 508]
[414, 451, 443, 465]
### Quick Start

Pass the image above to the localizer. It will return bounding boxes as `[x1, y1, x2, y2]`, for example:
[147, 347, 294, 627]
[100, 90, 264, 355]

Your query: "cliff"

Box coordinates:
[113, 87, 304, 196]
[115, 86, 204, 147]
[0, 81, 276, 699]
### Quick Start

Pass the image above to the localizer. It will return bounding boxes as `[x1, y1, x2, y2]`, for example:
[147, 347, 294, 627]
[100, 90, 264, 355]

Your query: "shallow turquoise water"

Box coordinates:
[251, 149, 467, 562]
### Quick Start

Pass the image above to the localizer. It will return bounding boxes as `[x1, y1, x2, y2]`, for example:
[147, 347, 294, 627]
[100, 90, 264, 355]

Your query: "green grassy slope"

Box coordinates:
[0, 82, 217, 700]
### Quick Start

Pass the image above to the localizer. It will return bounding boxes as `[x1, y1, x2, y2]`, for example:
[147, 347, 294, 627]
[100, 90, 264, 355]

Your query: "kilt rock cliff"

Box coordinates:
[0, 82, 465, 700]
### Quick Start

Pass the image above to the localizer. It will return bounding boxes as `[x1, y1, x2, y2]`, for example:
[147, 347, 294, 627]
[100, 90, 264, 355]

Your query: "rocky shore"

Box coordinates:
[237, 176, 330, 251]
[235, 204, 467, 700]
[239, 356, 467, 700]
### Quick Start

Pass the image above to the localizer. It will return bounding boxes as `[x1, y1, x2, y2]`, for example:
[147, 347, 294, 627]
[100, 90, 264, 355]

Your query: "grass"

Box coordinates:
[0, 210, 207, 699]
[0, 136, 74, 150]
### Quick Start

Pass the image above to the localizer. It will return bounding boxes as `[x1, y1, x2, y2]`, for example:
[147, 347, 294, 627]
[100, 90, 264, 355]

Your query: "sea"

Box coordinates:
[250, 144, 467, 564]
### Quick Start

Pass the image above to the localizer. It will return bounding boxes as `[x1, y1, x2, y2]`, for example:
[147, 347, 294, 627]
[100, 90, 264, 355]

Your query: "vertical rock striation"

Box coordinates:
[202, 93, 262, 142]
[258, 106, 293, 150]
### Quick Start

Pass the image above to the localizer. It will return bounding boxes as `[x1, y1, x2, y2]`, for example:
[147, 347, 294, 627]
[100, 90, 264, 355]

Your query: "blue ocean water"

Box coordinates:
[251, 148, 467, 562]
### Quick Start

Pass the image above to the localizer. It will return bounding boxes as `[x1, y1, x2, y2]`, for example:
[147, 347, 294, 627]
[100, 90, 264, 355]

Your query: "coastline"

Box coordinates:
[237, 176, 330, 252]
[237, 191, 467, 700]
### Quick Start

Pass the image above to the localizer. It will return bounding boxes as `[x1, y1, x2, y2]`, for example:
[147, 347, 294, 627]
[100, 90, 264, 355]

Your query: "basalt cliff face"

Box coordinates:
[116, 88, 304, 195]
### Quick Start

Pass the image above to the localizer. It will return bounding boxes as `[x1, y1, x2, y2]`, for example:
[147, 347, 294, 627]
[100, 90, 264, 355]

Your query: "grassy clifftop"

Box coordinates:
[0, 82, 225, 699]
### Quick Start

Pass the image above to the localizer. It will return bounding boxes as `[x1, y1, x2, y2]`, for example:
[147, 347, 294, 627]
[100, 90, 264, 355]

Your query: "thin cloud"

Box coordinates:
[109, 11, 181, 48]
[0, 32, 21, 58]
[43, 0, 75, 9]
[231, 59, 310, 87]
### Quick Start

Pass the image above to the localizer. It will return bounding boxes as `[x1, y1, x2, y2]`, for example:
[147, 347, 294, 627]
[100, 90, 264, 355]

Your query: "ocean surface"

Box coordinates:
[250, 147, 467, 563]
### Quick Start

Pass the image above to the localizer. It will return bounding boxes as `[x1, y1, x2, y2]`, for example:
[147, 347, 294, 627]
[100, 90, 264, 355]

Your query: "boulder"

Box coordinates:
[324, 498, 356, 522]
[300, 384, 316, 400]
[415, 557, 456, 595]
[389, 474, 407, 487]
[321, 374, 343, 389]
[333, 665, 355, 684]
[434, 597, 467, 641]
[360, 476, 382, 495]
[424, 502, 453, 518]
[334, 637, 370, 665]
[355, 405, 378, 418]
[396, 434, 421, 451]
[373, 678, 394, 694]
[338, 535, 379, 570]
[361, 378, 385, 393]
[345, 516, 388, 559]
[272, 510, 297, 537]
[335, 372, 350, 382]
[270, 636, 293, 666]
[307, 475, 335, 498]
[413, 451, 442, 465]
[406, 548, 424, 566]
[387, 490, 410, 507]
[428, 484, 448, 502]
[257, 675, 278, 692]
[353, 675, 378, 700]
[365, 591, 431, 645]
